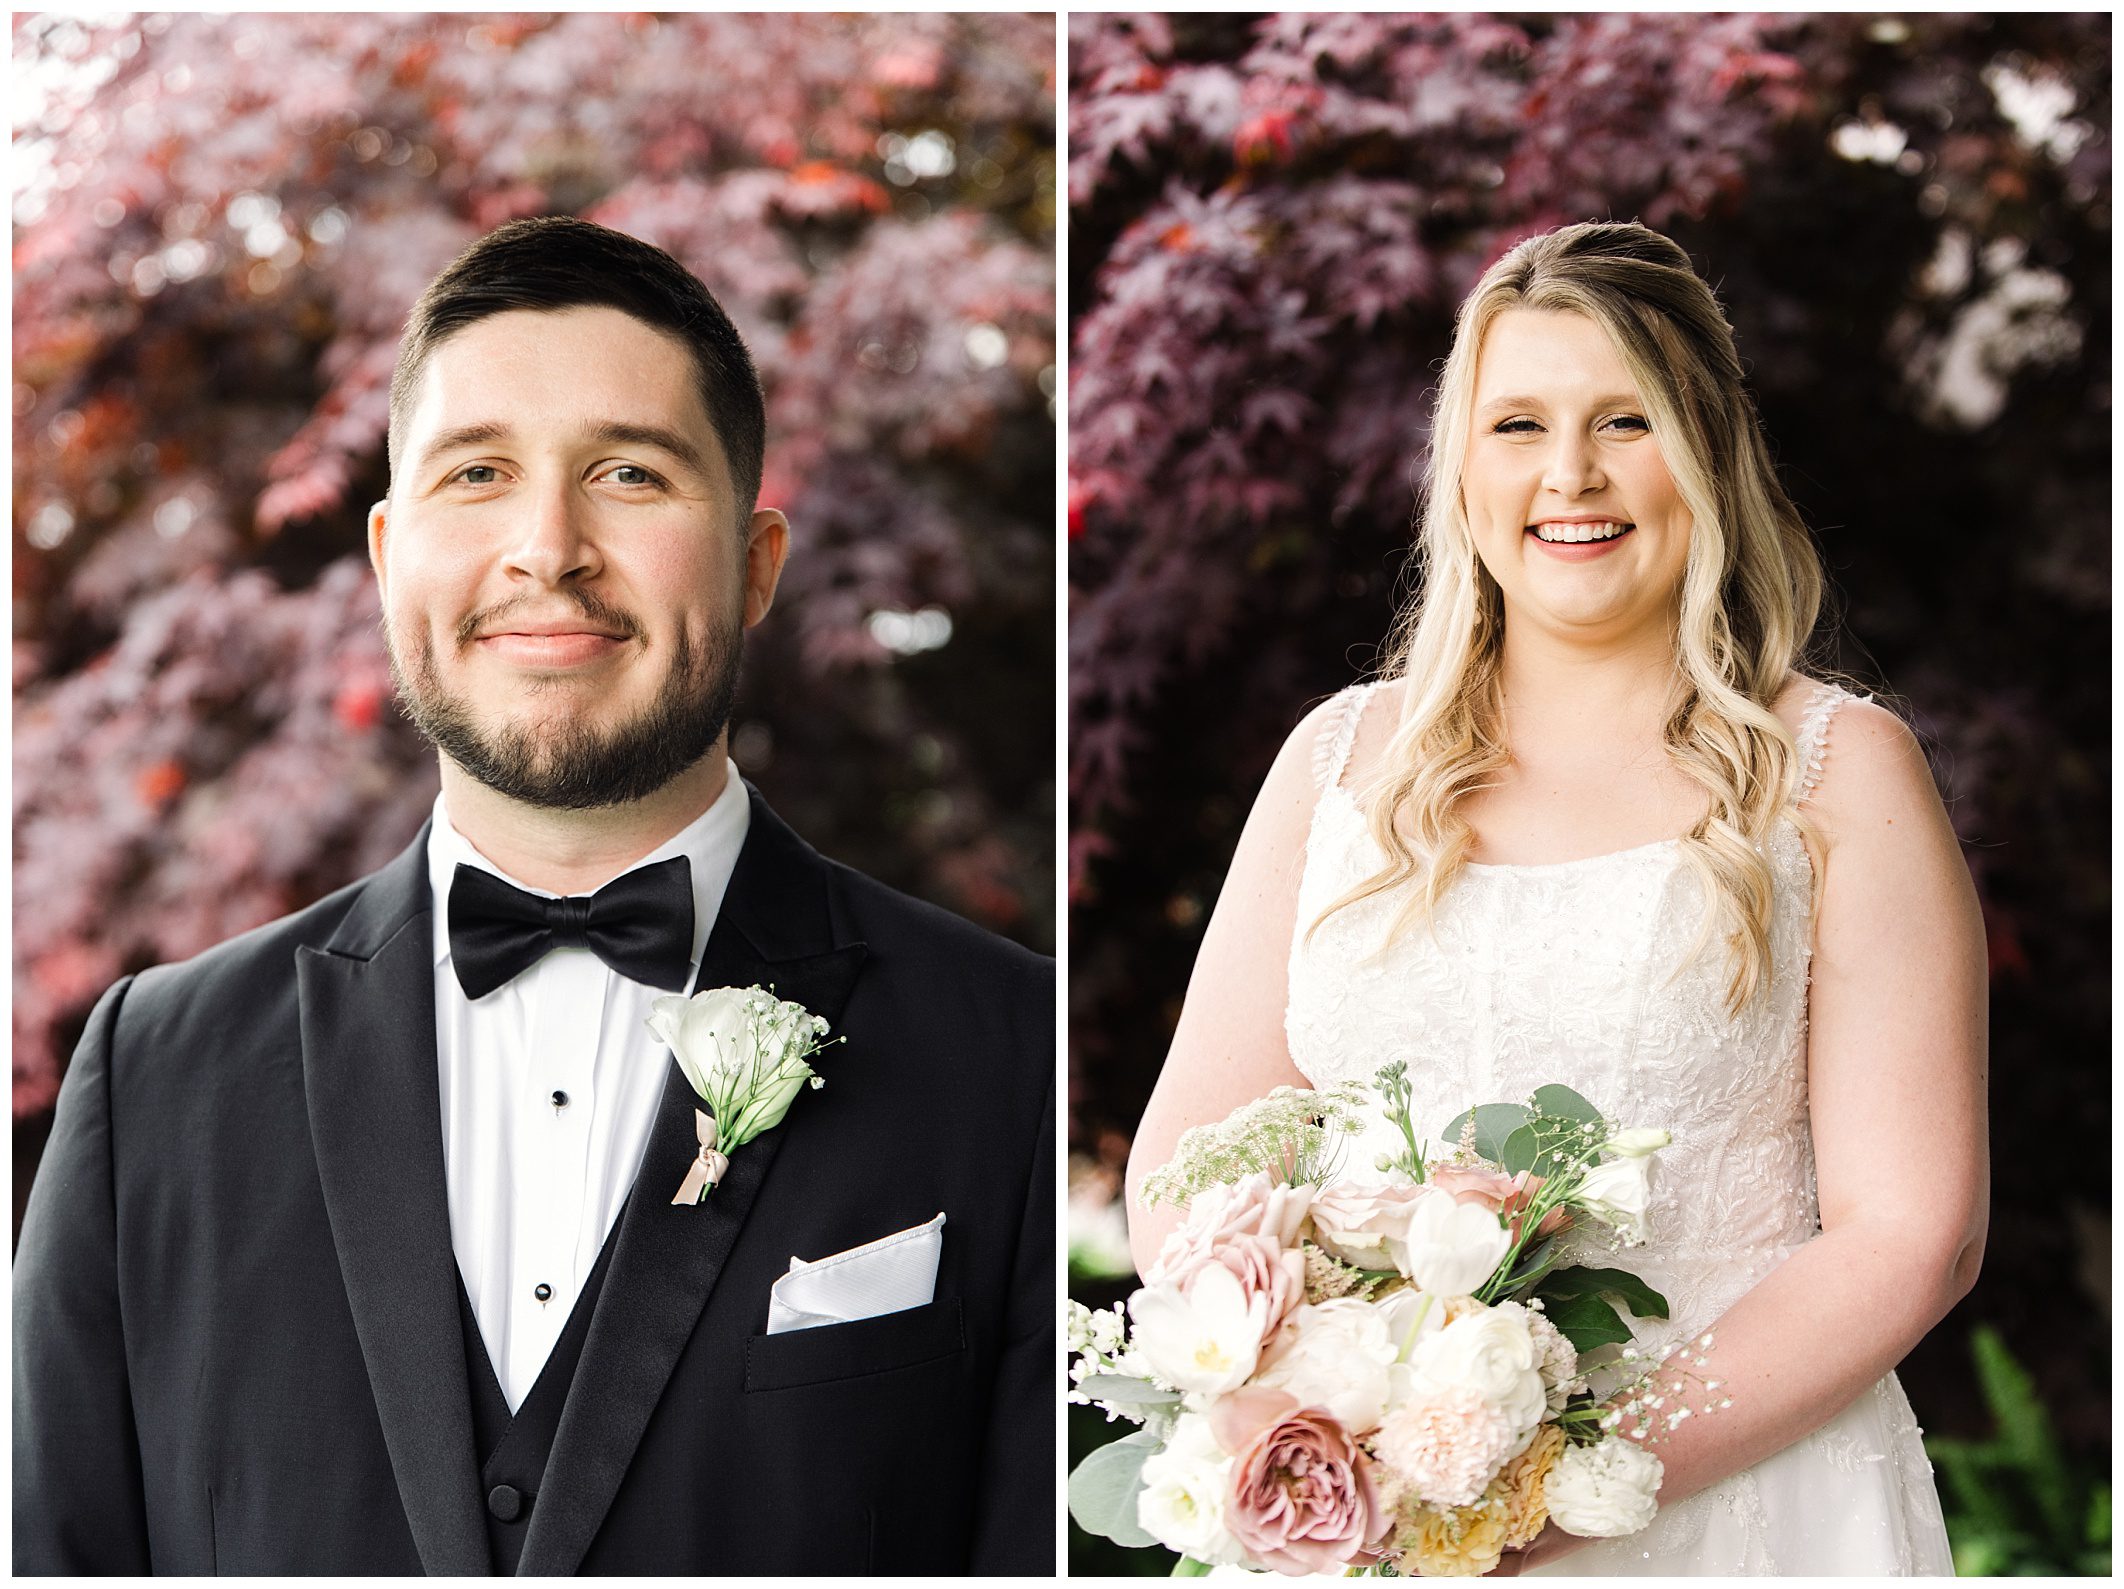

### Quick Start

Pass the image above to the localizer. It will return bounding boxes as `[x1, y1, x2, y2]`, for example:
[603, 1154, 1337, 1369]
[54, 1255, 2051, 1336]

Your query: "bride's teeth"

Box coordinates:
[1534, 521, 1627, 543]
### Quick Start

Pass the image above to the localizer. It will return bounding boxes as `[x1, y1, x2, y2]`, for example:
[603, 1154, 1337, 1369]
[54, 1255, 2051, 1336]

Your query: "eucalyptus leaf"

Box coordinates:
[1075, 1374, 1183, 1410]
[1530, 1084, 1604, 1127]
[1499, 1123, 1541, 1175]
[1439, 1102, 1534, 1164]
[1068, 1429, 1161, 1548]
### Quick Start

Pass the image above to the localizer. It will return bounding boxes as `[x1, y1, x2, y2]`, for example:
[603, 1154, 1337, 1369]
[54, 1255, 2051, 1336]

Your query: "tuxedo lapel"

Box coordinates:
[522, 789, 868, 1575]
[296, 824, 490, 1576]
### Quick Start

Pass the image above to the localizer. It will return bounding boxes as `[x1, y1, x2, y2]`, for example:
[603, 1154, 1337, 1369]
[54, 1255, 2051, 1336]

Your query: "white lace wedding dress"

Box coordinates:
[1285, 681, 1954, 1575]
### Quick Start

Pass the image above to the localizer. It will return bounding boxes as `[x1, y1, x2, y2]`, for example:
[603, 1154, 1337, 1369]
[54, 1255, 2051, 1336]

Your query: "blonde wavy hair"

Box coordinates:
[1317, 221, 1827, 1016]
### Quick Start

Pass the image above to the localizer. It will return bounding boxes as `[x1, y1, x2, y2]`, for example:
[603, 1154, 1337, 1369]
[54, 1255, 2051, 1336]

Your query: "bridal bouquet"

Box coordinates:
[1069, 1067, 1724, 1576]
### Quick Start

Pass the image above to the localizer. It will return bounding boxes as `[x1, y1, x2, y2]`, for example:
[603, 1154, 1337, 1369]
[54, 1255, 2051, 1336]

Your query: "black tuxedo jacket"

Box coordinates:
[14, 788, 1054, 1574]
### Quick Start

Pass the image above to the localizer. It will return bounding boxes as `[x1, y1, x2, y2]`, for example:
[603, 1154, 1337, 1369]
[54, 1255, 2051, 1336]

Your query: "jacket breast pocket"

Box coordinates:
[742, 1295, 965, 1393]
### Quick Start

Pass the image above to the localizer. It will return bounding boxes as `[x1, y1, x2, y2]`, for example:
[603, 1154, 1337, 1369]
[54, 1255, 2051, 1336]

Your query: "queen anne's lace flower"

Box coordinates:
[1139, 1083, 1369, 1207]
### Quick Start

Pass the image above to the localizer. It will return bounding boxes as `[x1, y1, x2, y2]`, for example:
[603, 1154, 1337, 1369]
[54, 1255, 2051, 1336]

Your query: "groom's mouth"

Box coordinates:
[475, 627, 631, 668]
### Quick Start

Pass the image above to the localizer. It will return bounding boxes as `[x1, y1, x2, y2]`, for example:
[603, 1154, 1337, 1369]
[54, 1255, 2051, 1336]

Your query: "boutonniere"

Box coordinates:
[648, 985, 839, 1205]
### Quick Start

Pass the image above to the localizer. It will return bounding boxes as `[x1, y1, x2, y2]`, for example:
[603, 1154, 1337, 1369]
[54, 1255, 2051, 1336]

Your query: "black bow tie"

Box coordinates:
[448, 855, 695, 1000]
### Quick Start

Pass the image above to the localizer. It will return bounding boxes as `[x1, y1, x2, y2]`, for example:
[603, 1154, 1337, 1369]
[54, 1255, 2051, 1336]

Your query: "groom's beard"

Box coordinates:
[387, 593, 742, 812]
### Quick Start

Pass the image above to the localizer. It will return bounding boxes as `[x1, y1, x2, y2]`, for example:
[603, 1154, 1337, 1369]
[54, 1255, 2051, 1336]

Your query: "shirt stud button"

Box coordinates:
[534, 1282, 553, 1304]
[551, 1089, 570, 1114]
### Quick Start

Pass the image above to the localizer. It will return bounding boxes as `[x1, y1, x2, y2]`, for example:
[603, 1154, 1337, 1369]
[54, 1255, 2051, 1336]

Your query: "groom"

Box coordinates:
[13, 217, 1054, 1575]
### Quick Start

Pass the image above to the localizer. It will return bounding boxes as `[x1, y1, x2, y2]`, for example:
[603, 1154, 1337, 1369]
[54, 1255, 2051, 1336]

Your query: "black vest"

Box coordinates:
[456, 1224, 622, 1573]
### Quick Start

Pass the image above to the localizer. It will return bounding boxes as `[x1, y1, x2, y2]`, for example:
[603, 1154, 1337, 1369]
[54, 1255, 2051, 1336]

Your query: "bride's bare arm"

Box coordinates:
[1512, 699, 1989, 1569]
[1122, 698, 1341, 1276]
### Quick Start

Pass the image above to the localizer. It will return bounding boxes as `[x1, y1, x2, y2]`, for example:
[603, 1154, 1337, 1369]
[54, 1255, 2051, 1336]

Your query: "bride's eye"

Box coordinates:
[1494, 417, 1541, 435]
[1603, 415, 1651, 434]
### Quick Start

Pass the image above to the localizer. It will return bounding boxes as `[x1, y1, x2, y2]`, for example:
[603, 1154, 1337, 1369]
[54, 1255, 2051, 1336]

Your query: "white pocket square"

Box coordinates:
[765, 1212, 945, 1335]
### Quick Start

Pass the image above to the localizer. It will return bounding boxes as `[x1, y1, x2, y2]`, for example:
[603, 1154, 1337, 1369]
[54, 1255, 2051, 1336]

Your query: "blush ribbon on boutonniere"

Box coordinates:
[647, 985, 840, 1205]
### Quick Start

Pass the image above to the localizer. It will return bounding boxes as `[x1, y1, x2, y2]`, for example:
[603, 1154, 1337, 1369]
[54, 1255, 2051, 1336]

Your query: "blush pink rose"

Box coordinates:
[1159, 1232, 1306, 1352]
[1308, 1181, 1429, 1273]
[1209, 1387, 1380, 1575]
[1428, 1164, 1571, 1245]
[1149, 1171, 1314, 1283]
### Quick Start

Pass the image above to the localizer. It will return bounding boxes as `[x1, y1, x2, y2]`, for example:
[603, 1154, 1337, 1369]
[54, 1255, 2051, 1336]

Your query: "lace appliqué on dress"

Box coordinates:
[1288, 680, 1950, 1576]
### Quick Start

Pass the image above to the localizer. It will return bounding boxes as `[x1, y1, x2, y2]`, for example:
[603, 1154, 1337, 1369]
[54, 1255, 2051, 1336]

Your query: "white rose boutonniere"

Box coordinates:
[648, 984, 838, 1204]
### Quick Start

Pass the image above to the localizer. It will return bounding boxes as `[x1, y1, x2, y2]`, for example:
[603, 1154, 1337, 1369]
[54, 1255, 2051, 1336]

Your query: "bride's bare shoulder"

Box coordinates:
[1768, 670, 1823, 736]
[1236, 680, 1402, 866]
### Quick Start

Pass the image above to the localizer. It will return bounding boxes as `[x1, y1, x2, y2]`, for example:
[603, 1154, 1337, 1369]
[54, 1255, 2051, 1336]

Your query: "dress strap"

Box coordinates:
[1311, 681, 1383, 791]
[1794, 681, 1868, 805]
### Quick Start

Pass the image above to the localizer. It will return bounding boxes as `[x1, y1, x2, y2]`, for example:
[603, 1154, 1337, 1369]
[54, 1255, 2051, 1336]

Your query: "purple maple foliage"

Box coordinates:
[1067, 10, 2107, 1463]
[14, 12, 1057, 1121]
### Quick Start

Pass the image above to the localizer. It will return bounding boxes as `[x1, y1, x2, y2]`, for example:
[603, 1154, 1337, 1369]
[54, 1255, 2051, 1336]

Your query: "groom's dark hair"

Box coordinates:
[386, 215, 766, 518]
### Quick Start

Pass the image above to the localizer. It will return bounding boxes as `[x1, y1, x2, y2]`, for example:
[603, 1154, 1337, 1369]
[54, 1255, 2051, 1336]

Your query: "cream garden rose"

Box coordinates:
[1544, 1437, 1664, 1537]
[1407, 1306, 1548, 1438]
[1252, 1298, 1400, 1435]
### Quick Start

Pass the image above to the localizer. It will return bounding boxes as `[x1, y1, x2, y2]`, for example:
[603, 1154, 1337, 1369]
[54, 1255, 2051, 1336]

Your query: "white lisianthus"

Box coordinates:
[1399, 1187, 1513, 1295]
[1603, 1127, 1671, 1158]
[649, 985, 834, 1203]
[1136, 1412, 1244, 1564]
[1128, 1264, 1269, 1395]
[1407, 1305, 1549, 1437]
[649, 986, 759, 1106]
[1252, 1299, 1399, 1435]
[1544, 1437, 1664, 1537]
[649, 984, 830, 1124]
[1574, 1155, 1656, 1245]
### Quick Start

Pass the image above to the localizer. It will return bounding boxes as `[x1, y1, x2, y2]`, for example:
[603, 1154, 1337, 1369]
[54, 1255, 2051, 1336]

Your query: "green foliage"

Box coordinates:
[1927, 1326, 2110, 1575]
[1068, 1426, 1160, 1549]
[1534, 1266, 1672, 1353]
[1439, 1102, 1533, 1164]
[1539, 1266, 1672, 1321]
[1068, 1397, 1176, 1573]
[1539, 1290, 1634, 1353]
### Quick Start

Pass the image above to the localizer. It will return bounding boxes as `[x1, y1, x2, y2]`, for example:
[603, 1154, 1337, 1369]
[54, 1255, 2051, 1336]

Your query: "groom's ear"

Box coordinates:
[742, 508, 790, 629]
[366, 500, 390, 595]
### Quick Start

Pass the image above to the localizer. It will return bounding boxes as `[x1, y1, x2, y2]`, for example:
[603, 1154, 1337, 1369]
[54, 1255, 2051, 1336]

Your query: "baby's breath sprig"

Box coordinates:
[1139, 1082, 1369, 1206]
[1554, 1328, 1732, 1447]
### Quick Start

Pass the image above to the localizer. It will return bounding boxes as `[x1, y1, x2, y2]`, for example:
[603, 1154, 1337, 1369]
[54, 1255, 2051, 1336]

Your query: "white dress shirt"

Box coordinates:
[425, 761, 750, 1411]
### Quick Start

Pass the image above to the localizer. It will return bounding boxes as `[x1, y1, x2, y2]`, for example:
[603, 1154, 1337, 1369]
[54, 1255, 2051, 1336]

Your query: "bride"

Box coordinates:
[1123, 223, 1986, 1575]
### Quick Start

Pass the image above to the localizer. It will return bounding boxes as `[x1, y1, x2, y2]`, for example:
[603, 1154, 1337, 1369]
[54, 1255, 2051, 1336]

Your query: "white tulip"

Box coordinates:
[1398, 1187, 1512, 1295]
[1128, 1264, 1268, 1396]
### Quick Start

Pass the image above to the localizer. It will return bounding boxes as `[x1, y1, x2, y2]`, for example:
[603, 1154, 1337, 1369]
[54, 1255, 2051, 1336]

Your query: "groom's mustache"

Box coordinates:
[455, 590, 644, 648]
